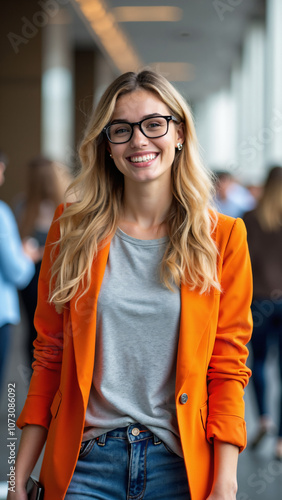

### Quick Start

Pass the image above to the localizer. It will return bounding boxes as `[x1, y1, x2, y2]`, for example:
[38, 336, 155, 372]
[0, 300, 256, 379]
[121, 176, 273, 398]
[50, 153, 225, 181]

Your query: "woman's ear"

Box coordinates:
[177, 122, 185, 145]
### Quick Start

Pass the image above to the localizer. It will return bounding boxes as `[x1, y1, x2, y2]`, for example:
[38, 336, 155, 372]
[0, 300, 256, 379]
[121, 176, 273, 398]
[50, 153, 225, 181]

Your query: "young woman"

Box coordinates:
[243, 166, 282, 460]
[10, 70, 252, 500]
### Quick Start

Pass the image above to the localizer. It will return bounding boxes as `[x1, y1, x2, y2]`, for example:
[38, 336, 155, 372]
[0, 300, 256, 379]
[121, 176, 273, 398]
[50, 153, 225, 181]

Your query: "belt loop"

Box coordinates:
[97, 432, 107, 446]
[153, 434, 161, 445]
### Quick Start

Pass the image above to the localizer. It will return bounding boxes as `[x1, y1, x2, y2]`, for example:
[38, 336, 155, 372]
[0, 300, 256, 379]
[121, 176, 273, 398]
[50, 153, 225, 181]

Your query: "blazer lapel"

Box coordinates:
[70, 241, 111, 405]
[176, 283, 216, 394]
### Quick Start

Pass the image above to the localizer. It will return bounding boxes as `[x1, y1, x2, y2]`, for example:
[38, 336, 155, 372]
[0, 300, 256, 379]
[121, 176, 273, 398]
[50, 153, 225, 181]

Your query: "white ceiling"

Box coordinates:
[68, 0, 265, 104]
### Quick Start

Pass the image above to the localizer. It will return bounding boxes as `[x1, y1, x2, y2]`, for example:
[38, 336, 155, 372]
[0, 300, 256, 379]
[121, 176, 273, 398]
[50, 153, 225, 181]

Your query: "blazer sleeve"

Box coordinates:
[206, 217, 253, 452]
[17, 204, 64, 430]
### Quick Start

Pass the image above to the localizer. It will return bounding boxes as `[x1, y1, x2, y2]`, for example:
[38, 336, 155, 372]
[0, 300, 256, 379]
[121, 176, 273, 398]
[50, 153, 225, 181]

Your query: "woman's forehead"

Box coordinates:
[112, 89, 170, 120]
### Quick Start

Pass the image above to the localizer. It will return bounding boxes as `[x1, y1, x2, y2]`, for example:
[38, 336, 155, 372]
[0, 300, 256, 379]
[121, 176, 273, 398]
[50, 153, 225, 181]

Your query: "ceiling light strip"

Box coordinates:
[74, 0, 143, 73]
[113, 6, 183, 23]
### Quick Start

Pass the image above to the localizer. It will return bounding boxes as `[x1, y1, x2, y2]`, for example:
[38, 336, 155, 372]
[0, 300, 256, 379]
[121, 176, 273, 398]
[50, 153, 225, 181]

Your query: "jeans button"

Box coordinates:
[179, 393, 188, 404]
[132, 427, 140, 436]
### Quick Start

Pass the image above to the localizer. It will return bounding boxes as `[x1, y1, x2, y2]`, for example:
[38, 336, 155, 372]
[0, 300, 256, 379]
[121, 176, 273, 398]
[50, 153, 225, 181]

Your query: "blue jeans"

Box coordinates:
[65, 423, 190, 500]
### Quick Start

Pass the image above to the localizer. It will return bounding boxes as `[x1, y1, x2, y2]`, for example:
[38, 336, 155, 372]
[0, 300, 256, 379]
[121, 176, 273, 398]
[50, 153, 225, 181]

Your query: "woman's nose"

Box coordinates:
[130, 125, 149, 147]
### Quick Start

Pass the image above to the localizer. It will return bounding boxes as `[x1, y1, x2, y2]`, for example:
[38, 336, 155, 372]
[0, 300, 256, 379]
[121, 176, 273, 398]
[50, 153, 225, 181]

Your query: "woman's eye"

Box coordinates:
[147, 122, 161, 129]
[113, 126, 130, 135]
[115, 128, 127, 134]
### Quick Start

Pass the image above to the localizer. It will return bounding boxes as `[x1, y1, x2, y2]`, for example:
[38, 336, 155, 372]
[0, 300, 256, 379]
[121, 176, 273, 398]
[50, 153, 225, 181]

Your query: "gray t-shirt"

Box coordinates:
[84, 228, 182, 456]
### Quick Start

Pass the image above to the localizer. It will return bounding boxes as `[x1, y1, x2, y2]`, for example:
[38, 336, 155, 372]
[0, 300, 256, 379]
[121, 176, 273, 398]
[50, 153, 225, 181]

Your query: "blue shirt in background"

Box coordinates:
[0, 200, 35, 327]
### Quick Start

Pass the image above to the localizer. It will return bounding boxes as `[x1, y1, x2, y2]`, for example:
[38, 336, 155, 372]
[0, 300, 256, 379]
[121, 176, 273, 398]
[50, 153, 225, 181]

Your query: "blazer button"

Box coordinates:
[179, 393, 188, 404]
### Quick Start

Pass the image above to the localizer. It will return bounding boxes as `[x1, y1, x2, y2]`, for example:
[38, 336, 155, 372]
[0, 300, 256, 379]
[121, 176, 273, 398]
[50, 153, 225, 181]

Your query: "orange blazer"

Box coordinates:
[17, 205, 253, 500]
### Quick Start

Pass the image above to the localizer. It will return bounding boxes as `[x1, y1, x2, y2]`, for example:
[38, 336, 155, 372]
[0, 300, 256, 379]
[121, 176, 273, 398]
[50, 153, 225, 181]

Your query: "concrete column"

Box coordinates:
[236, 22, 265, 184]
[194, 89, 236, 173]
[265, 0, 282, 168]
[41, 8, 74, 165]
[229, 59, 241, 177]
[195, 23, 265, 185]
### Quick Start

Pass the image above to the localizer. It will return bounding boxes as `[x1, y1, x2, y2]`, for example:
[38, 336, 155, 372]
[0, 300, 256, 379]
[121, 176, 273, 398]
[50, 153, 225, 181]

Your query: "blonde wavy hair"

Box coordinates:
[256, 166, 282, 231]
[50, 70, 220, 312]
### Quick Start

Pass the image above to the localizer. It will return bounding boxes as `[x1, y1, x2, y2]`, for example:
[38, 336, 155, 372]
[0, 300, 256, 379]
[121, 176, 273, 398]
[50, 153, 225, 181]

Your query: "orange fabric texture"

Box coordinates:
[17, 205, 253, 500]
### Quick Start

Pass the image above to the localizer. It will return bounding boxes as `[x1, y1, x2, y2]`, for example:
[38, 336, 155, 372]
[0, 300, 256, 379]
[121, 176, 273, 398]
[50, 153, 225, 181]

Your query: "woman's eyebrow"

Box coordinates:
[111, 113, 163, 123]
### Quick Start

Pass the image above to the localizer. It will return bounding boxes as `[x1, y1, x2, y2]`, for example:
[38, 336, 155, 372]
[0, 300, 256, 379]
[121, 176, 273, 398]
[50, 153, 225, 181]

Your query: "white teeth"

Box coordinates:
[130, 154, 157, 163]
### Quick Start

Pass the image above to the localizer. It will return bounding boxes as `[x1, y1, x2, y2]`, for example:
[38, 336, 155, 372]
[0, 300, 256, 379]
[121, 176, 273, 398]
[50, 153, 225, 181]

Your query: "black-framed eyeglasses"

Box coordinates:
[103, 115, 178, 144]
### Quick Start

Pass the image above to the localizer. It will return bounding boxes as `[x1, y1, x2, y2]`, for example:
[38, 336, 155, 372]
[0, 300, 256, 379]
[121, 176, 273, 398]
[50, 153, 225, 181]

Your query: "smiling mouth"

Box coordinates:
[128, 153, 158, 163]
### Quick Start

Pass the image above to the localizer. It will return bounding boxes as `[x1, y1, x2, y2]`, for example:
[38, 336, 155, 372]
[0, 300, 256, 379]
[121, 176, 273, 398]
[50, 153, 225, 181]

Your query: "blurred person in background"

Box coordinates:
[243, 166, 282, 460]
[246, 184, 263, 204]
[214, 170, 256, 218]
[10, 70, 252, 500]
[0, 150, 38, 396]
[16, 156, 72, 368]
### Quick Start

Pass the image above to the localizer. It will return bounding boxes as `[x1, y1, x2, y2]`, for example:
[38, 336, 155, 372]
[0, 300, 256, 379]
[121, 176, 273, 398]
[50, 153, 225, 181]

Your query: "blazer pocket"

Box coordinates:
[200, 401, 208, 431]
[50, 389, 62, 419]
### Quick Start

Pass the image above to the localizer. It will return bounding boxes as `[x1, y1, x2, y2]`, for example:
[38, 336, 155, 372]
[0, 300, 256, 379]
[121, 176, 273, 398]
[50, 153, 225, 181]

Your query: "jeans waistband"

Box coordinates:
[97, 424, 162, 446]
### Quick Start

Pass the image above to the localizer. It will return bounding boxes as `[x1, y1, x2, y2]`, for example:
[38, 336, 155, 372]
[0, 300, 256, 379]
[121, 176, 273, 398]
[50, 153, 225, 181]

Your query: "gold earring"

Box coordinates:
[177, 143, 183, 151]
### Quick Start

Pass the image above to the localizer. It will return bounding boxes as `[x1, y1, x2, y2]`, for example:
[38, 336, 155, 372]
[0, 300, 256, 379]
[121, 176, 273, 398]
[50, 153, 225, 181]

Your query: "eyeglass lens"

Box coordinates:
[108, 116, 169, 143]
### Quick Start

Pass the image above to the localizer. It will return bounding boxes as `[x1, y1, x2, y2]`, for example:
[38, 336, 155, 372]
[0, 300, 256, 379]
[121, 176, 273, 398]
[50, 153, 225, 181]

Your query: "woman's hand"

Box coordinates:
[6, 483, 27, 500]
[206, 482, 237, 500]
[6, 425, 47, 500]
[22, 238, 42, 263]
